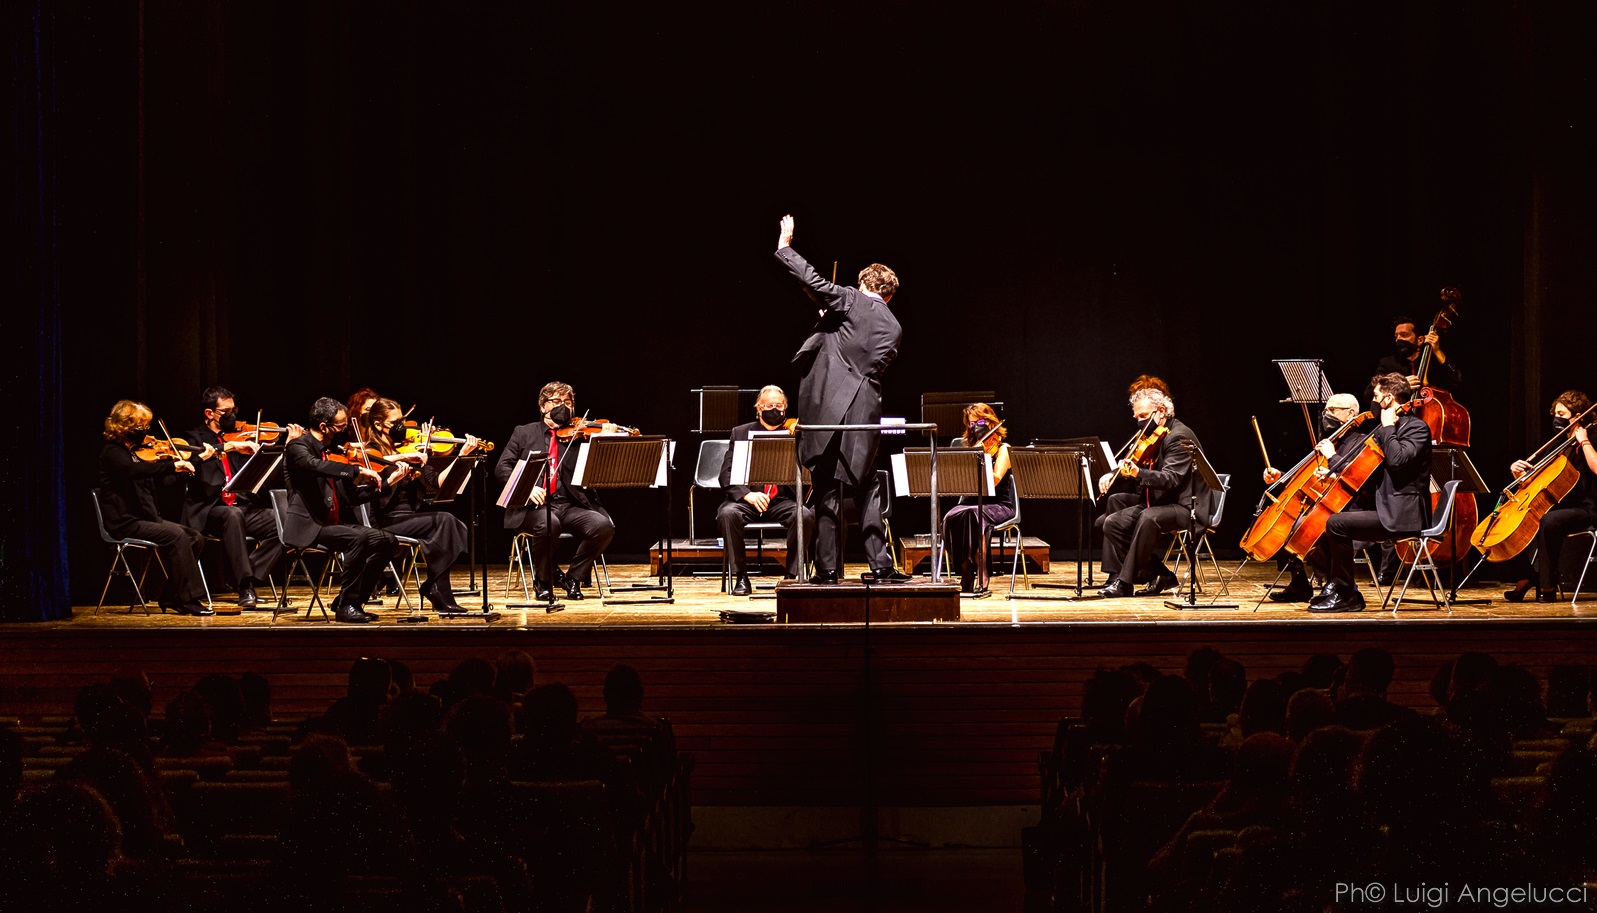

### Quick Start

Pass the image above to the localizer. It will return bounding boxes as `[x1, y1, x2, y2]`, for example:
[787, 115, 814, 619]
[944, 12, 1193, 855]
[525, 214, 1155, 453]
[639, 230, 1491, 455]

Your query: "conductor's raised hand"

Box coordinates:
[777, 214, 795, 250]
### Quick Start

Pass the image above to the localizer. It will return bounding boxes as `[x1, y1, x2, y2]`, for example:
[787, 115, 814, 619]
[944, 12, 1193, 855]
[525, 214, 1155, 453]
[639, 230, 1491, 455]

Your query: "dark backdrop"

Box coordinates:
[15, 0, 1596, 612]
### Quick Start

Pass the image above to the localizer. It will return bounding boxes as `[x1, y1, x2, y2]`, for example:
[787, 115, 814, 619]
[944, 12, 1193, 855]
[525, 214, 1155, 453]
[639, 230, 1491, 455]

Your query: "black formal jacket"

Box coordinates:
[179, 424, 271, 529]
[494, 421, 603, 529]
[777, 246, 902, 483]
[1366, 354, 1463, 401]
[97, 442, 184, 536]
[1129, 418, 1216, 527]
[720, 421, 801, 504]
[1364, 413, 1433, 533]
[280, 433, 377, 548]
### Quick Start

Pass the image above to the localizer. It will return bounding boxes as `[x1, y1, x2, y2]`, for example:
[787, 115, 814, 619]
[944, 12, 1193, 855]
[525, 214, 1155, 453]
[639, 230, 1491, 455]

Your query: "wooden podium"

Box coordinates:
[775, 579, 961, 623]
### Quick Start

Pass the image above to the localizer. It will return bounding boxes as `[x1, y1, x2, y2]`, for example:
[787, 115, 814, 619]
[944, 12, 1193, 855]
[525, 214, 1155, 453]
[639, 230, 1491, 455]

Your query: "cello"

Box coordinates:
[1240, 411, 1370, 562]
[1470, 401, 1597, 563]
[1395, 287, 1477, 567]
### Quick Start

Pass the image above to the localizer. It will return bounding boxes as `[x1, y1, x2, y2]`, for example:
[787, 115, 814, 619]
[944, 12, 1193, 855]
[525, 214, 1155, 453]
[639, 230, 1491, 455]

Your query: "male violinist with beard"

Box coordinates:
[181, 386, 303, 610]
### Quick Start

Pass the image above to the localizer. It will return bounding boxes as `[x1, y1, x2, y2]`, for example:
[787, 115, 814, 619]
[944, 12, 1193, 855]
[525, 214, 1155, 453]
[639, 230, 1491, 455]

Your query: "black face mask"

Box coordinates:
[216, 411, 239, 434]
[760, 408, 786, 427]
[546, 404, 572, 426]
[125, 427, 149, 444]
[389, 427, 407, 446]
[1321, 413, 1344, 435]
[1553, 416, 1571, 433]
[1395, 339, 1419, 360]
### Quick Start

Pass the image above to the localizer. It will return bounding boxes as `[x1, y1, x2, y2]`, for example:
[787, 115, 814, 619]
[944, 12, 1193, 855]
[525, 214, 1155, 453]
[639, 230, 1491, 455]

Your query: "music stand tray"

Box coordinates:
[574, 436, 676, 605]
[1274, 358, 1331, 449]
[892, 448, 991, 585]
[500, 452, 555, 614]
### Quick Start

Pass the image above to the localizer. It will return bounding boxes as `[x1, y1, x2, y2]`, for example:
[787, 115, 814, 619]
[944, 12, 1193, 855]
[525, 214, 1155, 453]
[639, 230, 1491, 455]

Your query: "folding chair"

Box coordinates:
[1169, 473, 1231, 595]
[354, 503, 421, 612]
[267, 490, 335, 621]
[1382, 480, 1462, 613]
[90, 489, 212, 614]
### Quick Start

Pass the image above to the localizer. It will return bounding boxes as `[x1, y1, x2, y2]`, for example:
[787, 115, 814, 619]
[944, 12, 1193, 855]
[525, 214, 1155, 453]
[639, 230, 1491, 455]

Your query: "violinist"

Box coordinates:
[1502, 390, 1597, 602]
[281, 397, 396, 624]
[340, 387, 382, 447]
[180, 386, 302, 610]
[357, 398, 479, 613]
[1097, 388, 1214, 598]
[96, 400, 211, 616]
[940, 403, 1015, 595]
[717, 386, 815, 596]
[494, 381, 616, 601]
[1304, 373, 1433, 613]
[1259, 393, 1365, 602]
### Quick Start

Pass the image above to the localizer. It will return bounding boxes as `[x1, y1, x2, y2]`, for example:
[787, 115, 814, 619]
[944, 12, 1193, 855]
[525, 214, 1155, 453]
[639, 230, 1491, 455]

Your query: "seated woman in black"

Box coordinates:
[1504, 389, 1597, 602]
[357, 398, 481, 614]
[940, 402, 1016, 595]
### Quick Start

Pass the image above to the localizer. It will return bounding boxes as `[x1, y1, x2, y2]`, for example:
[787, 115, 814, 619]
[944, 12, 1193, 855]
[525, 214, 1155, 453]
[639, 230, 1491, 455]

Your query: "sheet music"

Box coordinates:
[1099, 441, 1114, 473]
[891, 452, 909, 497]
[495, 459, 535, 508]
[653, 440, 674, 488]
[881, 416, 907, 436]
[730, 439, 752, 487]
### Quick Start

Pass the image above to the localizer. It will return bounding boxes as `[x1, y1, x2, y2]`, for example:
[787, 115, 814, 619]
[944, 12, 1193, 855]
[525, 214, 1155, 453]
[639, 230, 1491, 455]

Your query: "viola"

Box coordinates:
[221, 423, 289, 445]
[324, 442, 389, 482]
[555, 418, 641, 443]
[1470, 402, 1597, 563]
[1283, 394, 1428, 560]
[971, 420, 1006, 456]
[1241, 411, 1368, 562]
[132, 435, 197, 462]
[1119, 424, 1169, 477]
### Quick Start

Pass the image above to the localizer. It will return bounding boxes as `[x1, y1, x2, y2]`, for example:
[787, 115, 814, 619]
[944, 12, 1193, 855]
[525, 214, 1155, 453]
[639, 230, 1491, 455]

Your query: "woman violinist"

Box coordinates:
[96, 400, 213, 616]
[1501, 390, 1597, 602]
[357, 398, 481, 614]
[940, 403, 1016, 595]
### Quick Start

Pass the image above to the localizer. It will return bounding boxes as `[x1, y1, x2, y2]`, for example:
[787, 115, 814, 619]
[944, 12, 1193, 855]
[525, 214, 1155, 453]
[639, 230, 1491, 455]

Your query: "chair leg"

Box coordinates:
[597, 554, 611, 597]
[1573, 534, 1597, 608]
[96, 550, 123, 615]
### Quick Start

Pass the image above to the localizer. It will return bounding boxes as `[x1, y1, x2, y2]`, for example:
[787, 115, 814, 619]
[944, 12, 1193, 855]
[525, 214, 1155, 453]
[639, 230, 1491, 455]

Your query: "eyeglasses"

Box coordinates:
[541, 397, 574, 407]
[329, 421, 349, 432]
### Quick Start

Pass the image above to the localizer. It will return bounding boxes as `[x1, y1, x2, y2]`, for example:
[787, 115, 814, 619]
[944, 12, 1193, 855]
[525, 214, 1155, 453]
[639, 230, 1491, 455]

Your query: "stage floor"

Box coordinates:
[48, 561, 1597, 629]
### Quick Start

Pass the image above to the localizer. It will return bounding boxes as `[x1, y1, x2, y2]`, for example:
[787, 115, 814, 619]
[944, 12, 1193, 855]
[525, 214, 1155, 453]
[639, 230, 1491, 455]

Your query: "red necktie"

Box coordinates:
[762, 483, 777, 505]
[321, 451, 341, 525]
[219, 452, 236, 506]
[547, 436, 560, 495]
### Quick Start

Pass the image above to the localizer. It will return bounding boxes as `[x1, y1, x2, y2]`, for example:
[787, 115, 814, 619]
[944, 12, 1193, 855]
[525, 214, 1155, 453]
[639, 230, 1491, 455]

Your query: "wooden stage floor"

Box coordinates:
[44, 561, 1597, 629]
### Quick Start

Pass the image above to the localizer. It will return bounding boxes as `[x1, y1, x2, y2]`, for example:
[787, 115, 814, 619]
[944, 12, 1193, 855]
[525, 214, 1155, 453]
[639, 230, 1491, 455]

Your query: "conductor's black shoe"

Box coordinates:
[335, 604, 372, 624]
[730, 575, 752, 597]
[1135, 574, 1179, 597]
[236, 585, 259, 609]
[868, 567, 913, 583]
[1308, 583, 1365, 613]
[1098, 579, 1133, 599]
[563, 578, 585, 600]
[1269, 578, 1315, 603]
[810, 570, 841, 585]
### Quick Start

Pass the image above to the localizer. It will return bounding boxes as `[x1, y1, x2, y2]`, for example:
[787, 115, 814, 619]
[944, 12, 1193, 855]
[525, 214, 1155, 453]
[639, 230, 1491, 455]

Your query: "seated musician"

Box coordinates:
[97, 400, 211, 616]
[1097, 388, 1214, 598]
[1260, 393, 1364, 602]
[282, 397, 396, 624]
[939, 403, 1015, 595]
[495, 382, 616, 601]
[1304, 373, 1433, 613]
[181, 386, 303, 610]
[1503, 390, 1597, 602]
[717, 385, 815, 596]
[356, 398, 480, 613]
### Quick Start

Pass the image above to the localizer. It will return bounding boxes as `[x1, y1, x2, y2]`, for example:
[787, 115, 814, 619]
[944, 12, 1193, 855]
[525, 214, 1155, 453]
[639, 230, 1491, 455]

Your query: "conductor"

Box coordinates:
[775, 214, 905, 584]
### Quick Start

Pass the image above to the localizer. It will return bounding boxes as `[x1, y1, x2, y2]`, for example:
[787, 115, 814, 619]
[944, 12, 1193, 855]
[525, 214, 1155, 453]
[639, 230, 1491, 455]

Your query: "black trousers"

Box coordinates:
[195, 502, 283, 589]
[514, 500, 614, 585]
[943, 503, 1016, 588]
[809, 442, 890, 573]
[1531, 506, 1597, 590]
[717, 497, 814, 578]
[312, 524, 397, 608]
[1307, 508, 1409, 589]
[1100, 494, 1188, 585]
[114, 519, 206, 604]
[382, 507, 468, 595]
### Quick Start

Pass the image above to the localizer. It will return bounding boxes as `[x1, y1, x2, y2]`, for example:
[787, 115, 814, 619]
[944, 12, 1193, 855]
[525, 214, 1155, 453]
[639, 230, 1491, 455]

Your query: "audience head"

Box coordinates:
[347, 658, 393, 705]
[1208, 658, 1248, 719]
[106, 670, 153, 720]
[1238, 679, 1289, 738]
[1184, 646, 1224, 693]
[603, 664, 645, 714]
[447, 658, 497, 703]
[495, 650, 536, 699]
[1120, 662, 1160, 686]
[1343, 648, 1395, 699]
[5, 783, 123, 881]
[387, 660, 414, 696]
[289, 736, 354, 795]
[1429, 659, 1455, 708]
[1546, 664, 1589, 718]
[445, 695, 514, 772]
[389, 731, 464, 834]
[1360, 715, 1489, 831]
[162, 690, 214, 751]
[56, 747, 165, 858]
[1488, 664, 1548, 737]
[1448, 652, 1499, 704]
[73, 683, 123, 741]
[1082, 668, 1142, 740]
[1301, 654, 1342, 690]
[1286, 689, 1336, 741]
[1213, 732, 1294, 812]
[194, 674, 245, 743]
[523, 684, 582, 740]
[1134, 675, 1202, 752]
[1289, 725, 1366, 818]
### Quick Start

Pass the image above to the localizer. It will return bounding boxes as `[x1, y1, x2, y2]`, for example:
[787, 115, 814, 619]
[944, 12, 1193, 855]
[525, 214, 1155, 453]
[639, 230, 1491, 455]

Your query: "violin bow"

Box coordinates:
[1250, 416, 1270, 469]
[253, 409, 263, 448]
[156, 419, 186, 463]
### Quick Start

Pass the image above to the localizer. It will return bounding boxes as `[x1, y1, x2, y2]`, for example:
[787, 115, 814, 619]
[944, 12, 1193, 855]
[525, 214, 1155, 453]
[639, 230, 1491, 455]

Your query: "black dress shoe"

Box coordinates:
[1269, 578, 1315, 603]
[867, 567, 913, 583]
[1536, 588, 1558, 603]
[1098, 579, 1133, 598]
[1307, 584, 1365, 613]
[1135, 574, 1179, 597]
[236, 585, 259, 609]
[335, 604, 373, 624]
[383, 581, 402, 597]
[563, 577, 585, 600]
[810, 570, 841, 585]
[178, 601, 214, 617]
[730, 575, 752, 596]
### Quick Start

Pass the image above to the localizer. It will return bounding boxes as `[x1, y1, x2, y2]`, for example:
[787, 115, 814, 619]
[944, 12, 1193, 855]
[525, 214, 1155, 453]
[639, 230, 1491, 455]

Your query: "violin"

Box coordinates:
[399, 424, 495, 454]
[1119, 424, 1168, 477]
[132, 435, 197, 462]
[972, 420, 1006, 456]
[1470, 401, 1597, 563]
[324, 441, 389, 482]
[554, 418, 641, 442]
[221, 423, 289, 445]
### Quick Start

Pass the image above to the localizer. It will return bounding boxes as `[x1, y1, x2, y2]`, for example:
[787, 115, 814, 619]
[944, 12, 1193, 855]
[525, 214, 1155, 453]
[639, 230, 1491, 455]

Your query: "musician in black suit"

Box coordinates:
[1097, 388, 1216, 598]
[1365, 314, 1463, 398]
[281, 397, 397, 624]
[181, 386, 301, 610]
[717, 385, 815, 596]
[495, 381, 616, 601]
[96, 400, 211, 616]
[775, 214, 903, 584]
[1306, 373, 1434, 613]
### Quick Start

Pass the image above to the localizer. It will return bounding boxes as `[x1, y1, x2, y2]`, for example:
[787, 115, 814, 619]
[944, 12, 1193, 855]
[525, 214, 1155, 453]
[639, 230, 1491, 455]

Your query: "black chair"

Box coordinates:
[90, 488, 212, 614]
[1382, 479, 1461, 613]
[354, 503, 422, 612]
[267, 490, 335, 621]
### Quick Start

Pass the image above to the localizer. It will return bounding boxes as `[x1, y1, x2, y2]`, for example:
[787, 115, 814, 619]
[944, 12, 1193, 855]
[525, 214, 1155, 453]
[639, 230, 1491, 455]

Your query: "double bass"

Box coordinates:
[1394, 287, 1477, 567]
[1470, 401, 1597, 563]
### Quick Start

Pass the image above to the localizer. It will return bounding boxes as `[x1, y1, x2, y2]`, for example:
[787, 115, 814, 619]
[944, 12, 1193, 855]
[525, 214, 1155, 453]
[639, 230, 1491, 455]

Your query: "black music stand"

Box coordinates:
[892, 448, 991, 586]
[499, 452, 560, 614]
[1032, 436, 1116, 588]
[1274, 358, 1331, 450]
[692, 386, 756, 434]
[221, 446, 285, 499]
[1166, 440, 1237, 610]
[423, 452, 495, 619]
[1427, 445, 1490, 605]
[573, 435, 675, 605]
[1007, 446, 1099, 602]
[729, 433, 812, 594]
[920, 391, 1001, 439]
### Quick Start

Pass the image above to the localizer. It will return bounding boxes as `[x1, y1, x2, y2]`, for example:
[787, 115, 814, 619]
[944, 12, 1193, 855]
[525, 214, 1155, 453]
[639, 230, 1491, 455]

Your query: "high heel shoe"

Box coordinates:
[1503, 579, 1532, 603]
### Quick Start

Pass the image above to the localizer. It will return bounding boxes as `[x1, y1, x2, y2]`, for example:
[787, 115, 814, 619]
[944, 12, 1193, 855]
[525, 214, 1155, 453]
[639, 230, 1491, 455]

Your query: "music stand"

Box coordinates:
[920, 391, 1001, 439]
[222, 446, 285, 498]
[499, 452, 560, 614]
[1166, 440, 1237, 610]
[728, 434, 812, 593]
[1274, 358, 1331, 449]
[1007, 446, 1099, 602]
[420, 452, 497, 619]
[1425, 446, 1490, 604]
[692, 386, 755, 434]
[573, 435, 676, 605]
[892, 448, 991, 584]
